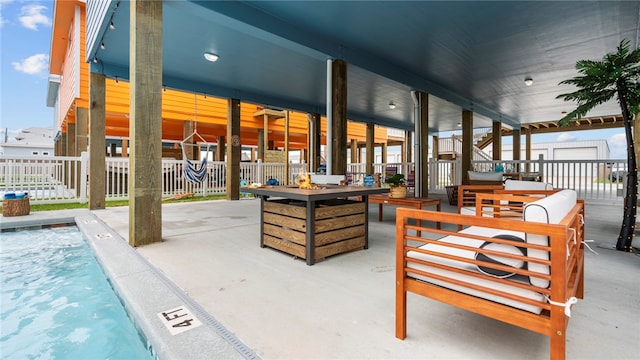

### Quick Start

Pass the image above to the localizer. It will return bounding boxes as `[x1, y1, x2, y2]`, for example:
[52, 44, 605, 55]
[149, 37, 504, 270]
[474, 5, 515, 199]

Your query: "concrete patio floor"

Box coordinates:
[87, 193, 639, 359]
[4, 193, 637, 359]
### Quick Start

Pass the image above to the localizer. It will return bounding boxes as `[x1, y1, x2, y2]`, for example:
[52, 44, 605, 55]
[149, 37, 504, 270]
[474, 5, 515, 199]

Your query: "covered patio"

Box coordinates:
[79, 1, 638, 247]
[75, 196, 636, 359]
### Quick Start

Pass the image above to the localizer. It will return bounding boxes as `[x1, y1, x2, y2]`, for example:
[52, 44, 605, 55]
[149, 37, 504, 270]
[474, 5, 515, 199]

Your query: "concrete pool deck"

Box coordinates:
[2, 194, 639, 359]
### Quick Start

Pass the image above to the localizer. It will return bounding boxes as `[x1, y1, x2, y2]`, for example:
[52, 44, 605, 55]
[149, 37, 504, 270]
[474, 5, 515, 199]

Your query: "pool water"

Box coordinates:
[0, 226, 154, 359]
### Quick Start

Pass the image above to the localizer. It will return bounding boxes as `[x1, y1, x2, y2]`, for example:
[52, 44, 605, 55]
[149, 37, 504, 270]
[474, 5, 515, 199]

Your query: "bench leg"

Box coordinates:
[550, 328, 566, 360]
[396, 284, 407, 339]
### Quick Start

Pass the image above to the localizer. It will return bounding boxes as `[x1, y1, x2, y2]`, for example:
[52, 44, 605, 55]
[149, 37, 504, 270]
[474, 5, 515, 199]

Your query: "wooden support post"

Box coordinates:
[366, 123, 374, 174]
[257, 129, 264, 161]
[381, 143, 388, 164]
[432, 135, 439, 160]
[526, 128, 532, 172]
[404, 131, 412, 164]
[513, 129, 521, 172]
[128, 0, 162, 247]
[216, 136, 225, 161]
[461, 110, 473, 184]
[66, 122, 76, 187]
[284, 110, 290, 185]
[263, 114, 269, 157]
[76, 108, 88, 154]
[418, 92, 429, 197]
[227, 98, 241, 200]
[60, 132, 67, 156]
[67, 123, 76, 159]
[312, 113, 321, 172]
[122, 139, 128, 157]
[183, 120, 195, 160]
[331, 59, 348, 175]
[492, 121, 501, 162]
[89, 72, 106, 209]
[75, 108, 88, 197]
[350, 139, 358, 164]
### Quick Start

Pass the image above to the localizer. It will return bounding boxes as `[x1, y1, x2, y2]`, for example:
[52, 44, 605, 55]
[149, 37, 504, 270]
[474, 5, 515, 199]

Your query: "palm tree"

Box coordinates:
[557, 39, 640, 251]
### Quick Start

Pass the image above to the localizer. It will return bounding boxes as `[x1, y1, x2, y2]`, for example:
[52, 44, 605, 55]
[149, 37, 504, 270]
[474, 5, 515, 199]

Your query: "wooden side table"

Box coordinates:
[367, 195, 441, 229]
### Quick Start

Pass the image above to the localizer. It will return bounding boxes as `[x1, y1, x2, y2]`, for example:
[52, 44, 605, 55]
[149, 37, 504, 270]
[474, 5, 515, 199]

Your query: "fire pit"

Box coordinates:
[241, 184, 389, 265]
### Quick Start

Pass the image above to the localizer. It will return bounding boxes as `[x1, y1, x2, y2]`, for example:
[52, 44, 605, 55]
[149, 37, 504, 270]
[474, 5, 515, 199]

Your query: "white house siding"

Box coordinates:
[500, 140, 609, 160]
[0, 128, 55, 156]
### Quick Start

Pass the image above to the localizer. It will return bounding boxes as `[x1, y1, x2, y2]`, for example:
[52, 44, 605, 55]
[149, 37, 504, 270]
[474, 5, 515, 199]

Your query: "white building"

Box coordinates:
[0, 127, 55, 156]
[496, 139, 610, 161]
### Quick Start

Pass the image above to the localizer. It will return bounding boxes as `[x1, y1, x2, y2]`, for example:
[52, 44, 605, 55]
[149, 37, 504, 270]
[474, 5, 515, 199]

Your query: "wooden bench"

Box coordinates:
[396, 190, 585, 360]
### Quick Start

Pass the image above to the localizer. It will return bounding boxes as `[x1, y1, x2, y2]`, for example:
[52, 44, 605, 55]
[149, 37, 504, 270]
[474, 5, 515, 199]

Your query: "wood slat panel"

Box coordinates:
[264, 201, 307, 219]
[315, 237, 365, 259]
[264, 235, 306, 259]
[263, 223, 306, 245]
[315, 214, 365, 232]
[263, 212, 307, 232]
[315, 202, 365, 219]
[314, 225, 365, 246]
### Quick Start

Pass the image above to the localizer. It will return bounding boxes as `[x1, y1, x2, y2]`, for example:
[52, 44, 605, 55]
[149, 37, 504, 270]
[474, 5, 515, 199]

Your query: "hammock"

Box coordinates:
[181, 130, 211, 184]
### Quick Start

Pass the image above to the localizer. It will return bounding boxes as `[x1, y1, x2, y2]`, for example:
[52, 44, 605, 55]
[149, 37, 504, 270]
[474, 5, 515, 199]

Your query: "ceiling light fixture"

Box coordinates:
[100, 42, 105, 50]
[203, 52, 219, 62]
[109, 21, 115, 30]
[93, 57, 98, 63]
[524, 76, 533, 86]
[561, 111, 567, 116]
[388, 101, 396, 110]
[457, 122, 462, 127]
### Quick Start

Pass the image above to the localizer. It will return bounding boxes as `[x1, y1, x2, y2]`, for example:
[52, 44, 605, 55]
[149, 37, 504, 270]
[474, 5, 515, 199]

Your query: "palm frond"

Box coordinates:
[557, 39, 640, 126]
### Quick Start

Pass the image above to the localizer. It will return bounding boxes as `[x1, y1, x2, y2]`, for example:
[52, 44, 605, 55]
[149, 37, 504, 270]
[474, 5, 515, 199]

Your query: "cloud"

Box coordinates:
[12, 53, 49, 75]
[0, 0, 13, 28]
[608, 133, 627, 159]
[609, 133, 626, 147]
[556, 132, 576, 142]
[19, 3, 50, 30]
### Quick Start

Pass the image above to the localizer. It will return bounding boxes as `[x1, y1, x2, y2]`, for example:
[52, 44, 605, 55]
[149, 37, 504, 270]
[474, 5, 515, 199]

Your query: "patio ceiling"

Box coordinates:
[89, 1, 638, 134]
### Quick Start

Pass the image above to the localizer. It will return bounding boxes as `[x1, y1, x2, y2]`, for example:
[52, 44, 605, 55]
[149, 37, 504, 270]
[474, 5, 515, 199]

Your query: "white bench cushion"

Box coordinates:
[504, 179, 553, 191]
[523, 189, 577, 288]
[407, 226, 545, 314]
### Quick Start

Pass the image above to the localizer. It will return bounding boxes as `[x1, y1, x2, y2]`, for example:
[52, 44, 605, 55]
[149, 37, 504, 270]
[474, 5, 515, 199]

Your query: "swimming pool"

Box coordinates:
[0, 225, 154, 359]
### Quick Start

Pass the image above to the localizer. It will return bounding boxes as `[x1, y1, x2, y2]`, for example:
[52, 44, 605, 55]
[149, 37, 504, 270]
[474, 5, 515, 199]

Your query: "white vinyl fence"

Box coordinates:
[0, 154, 629, 205]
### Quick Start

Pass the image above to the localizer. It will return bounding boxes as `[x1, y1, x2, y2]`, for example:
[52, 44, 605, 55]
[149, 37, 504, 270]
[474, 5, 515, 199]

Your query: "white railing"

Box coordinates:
[0, 154, 87, 204]
[438, 135, 493, 161]
[0, 155, 629, 205]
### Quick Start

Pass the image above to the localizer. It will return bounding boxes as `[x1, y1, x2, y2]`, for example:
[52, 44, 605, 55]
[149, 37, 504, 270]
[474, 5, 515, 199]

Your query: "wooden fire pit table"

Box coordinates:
[241, 185, 389, 265]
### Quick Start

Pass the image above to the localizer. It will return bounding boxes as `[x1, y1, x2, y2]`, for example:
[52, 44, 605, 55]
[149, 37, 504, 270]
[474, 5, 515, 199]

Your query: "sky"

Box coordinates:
[0, 0, 629, 159]
[0, 0, 54, 136]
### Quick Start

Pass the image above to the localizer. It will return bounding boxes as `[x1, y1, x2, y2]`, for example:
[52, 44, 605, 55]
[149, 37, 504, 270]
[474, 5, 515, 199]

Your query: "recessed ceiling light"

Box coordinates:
[524, 77, 533, 86]
[204, 52, 219, 62]
[388, 101, 396, 110]
[456, 122, 462, 127]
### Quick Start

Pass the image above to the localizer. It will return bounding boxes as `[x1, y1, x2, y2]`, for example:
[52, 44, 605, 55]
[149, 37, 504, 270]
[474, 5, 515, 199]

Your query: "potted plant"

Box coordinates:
[385, 173, 407, 198]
